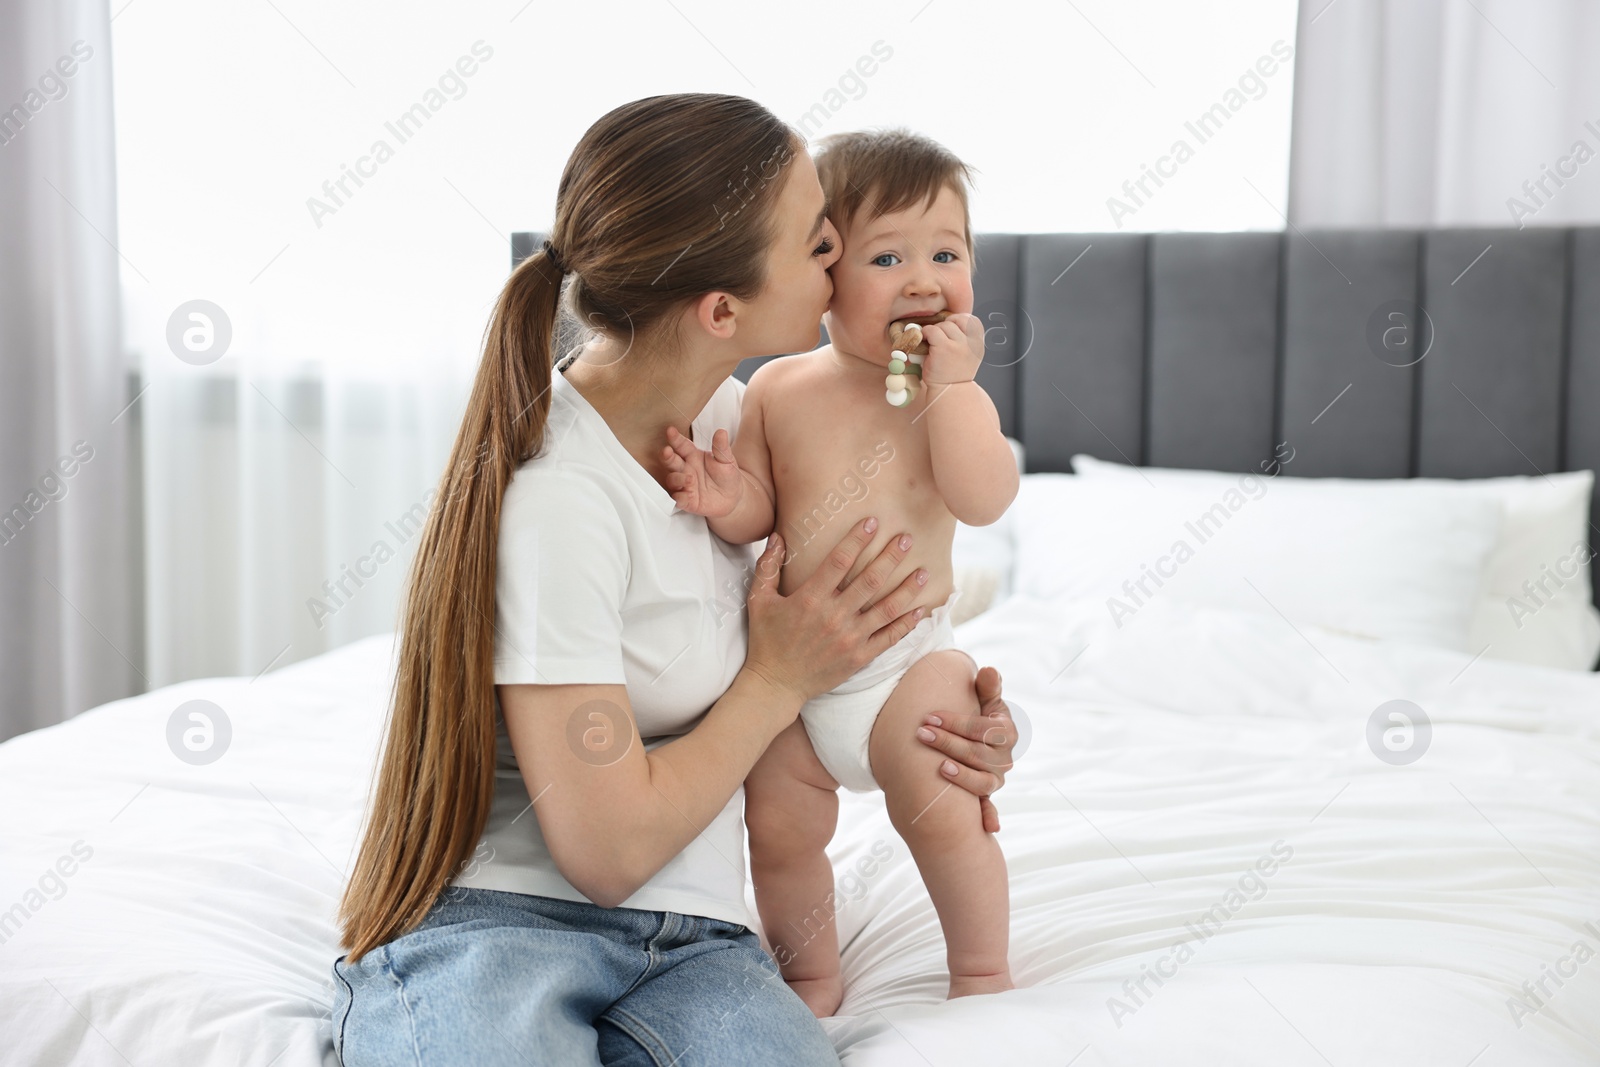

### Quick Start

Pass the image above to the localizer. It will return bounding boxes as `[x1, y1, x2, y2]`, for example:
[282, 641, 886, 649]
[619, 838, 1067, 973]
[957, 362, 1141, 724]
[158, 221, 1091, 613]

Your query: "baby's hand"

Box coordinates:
[662, 425, 744, 517]
[921, 312, 984, 386]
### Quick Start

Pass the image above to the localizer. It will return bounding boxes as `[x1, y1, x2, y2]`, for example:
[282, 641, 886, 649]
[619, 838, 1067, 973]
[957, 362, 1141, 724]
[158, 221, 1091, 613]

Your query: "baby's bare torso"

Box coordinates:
[760, 348, 956, 615]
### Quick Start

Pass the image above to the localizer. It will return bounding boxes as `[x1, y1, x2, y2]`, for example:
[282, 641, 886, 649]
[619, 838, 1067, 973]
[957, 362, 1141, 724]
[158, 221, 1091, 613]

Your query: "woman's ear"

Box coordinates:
[690, 291, 739, 341]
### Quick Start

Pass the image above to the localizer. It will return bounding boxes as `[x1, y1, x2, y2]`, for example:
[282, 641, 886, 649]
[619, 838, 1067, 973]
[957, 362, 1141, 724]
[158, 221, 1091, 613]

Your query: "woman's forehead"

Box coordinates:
[775, 152, 822, 222]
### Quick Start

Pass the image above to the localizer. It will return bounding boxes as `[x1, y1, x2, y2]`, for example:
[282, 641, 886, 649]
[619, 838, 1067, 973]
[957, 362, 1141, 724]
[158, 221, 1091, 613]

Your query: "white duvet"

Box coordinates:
[2, 593, 1597, 1066]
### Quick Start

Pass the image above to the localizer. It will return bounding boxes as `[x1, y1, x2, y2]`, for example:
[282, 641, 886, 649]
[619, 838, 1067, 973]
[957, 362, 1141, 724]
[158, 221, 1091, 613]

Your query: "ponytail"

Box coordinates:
[336, 248, 563, 961]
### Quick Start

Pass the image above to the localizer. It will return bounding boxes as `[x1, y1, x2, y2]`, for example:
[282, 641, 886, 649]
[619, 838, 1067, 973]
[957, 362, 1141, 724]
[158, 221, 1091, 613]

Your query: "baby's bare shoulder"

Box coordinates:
[749, 350, 848, 408]
[750, 349, 829, 385]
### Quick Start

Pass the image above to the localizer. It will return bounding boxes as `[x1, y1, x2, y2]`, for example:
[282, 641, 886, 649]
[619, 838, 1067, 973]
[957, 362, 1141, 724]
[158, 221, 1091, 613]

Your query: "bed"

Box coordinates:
[3, 584, 1598, 1065]
[5, 227, 1600, 1065]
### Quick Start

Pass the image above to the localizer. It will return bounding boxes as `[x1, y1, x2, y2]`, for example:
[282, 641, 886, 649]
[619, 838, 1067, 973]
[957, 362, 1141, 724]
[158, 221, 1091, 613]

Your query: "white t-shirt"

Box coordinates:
[449, 354, 759, 926]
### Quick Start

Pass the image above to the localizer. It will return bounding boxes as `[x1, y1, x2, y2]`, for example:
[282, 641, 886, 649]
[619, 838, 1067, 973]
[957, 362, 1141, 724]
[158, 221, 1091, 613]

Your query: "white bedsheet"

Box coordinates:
[2, 592, 1598, 1066]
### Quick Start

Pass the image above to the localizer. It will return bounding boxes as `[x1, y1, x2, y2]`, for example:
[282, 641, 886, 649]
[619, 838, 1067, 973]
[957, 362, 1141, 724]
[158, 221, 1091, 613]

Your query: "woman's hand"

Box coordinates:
[743, 517, 929, 705]
[662, 425, 743, 517]
[916, 666, 1017, 833]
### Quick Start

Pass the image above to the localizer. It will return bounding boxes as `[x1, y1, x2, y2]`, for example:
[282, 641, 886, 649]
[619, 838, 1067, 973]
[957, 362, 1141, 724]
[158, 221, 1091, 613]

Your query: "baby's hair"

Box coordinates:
[813, 128, 976, 263]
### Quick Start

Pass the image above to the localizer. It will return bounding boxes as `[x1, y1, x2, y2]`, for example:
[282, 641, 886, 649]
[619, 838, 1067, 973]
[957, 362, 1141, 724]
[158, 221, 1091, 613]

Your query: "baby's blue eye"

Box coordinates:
[872, 253, 900, 267]
[933, 251, 956, 263]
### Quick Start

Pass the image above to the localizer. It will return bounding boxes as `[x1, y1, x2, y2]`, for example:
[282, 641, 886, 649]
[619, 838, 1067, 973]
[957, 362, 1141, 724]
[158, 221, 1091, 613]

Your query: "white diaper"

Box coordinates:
[799, 588, 968, 793]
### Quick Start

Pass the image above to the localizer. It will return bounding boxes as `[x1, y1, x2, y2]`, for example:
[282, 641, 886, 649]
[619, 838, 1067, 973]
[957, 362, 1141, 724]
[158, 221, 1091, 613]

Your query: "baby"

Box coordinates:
[661, 129, 1019, 1017]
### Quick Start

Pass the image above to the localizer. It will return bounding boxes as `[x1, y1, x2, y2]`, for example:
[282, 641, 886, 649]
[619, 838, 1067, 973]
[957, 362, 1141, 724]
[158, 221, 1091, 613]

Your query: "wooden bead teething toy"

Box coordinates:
[886, 311, 950, 408]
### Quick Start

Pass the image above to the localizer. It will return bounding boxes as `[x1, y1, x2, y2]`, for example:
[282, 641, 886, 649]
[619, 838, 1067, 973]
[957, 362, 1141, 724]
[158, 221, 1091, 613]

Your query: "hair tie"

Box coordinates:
[541, 239, 566, 275]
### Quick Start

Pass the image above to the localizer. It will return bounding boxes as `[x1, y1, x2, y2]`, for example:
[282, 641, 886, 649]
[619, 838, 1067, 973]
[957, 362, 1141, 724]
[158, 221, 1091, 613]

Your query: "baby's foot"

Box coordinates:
[948, 970, 1014, 999]
[786, 973, 844, 1018]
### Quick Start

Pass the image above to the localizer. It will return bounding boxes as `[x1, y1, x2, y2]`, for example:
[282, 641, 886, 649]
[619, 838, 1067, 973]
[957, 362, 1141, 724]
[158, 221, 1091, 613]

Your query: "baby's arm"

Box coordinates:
[662, 364, 778, 544]
[920, 314, 1019, 526]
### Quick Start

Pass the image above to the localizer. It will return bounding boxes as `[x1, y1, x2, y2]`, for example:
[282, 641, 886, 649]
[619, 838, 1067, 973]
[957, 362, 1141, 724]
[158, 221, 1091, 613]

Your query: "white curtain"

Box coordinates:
[1289, 0, 1600, 227]
[0, 0, 139, 740]
[136, 358, 472, 687]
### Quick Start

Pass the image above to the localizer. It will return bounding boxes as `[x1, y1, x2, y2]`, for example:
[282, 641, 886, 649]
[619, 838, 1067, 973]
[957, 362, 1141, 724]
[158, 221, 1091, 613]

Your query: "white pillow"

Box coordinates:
[1073, 455, 1600, 671]
[1013, 472, 1503, 653]
[951, 436, 1025, 606]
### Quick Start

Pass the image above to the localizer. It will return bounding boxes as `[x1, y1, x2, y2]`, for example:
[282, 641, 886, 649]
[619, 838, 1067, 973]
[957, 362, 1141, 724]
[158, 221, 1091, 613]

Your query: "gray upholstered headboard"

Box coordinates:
[511, 229, 1600, 535]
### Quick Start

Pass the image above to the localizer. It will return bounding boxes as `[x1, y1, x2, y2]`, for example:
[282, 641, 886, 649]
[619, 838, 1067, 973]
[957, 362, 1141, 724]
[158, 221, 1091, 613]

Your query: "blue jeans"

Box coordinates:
[330, 887, 841, 1066]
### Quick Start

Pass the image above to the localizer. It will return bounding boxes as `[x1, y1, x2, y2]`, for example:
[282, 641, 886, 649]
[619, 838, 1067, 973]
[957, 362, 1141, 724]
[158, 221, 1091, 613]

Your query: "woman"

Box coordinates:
[331, 93, 1021, 1067]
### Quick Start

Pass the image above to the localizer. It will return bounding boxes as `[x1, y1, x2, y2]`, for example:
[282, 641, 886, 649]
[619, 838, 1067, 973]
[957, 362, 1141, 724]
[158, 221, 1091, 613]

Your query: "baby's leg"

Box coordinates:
[745, 717, 845, 1018]
[868, 650, 1013, 999]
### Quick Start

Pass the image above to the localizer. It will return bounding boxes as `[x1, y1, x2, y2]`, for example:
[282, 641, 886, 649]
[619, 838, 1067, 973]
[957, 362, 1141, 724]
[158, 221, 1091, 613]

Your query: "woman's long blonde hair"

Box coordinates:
[337, 94, 799, 961]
